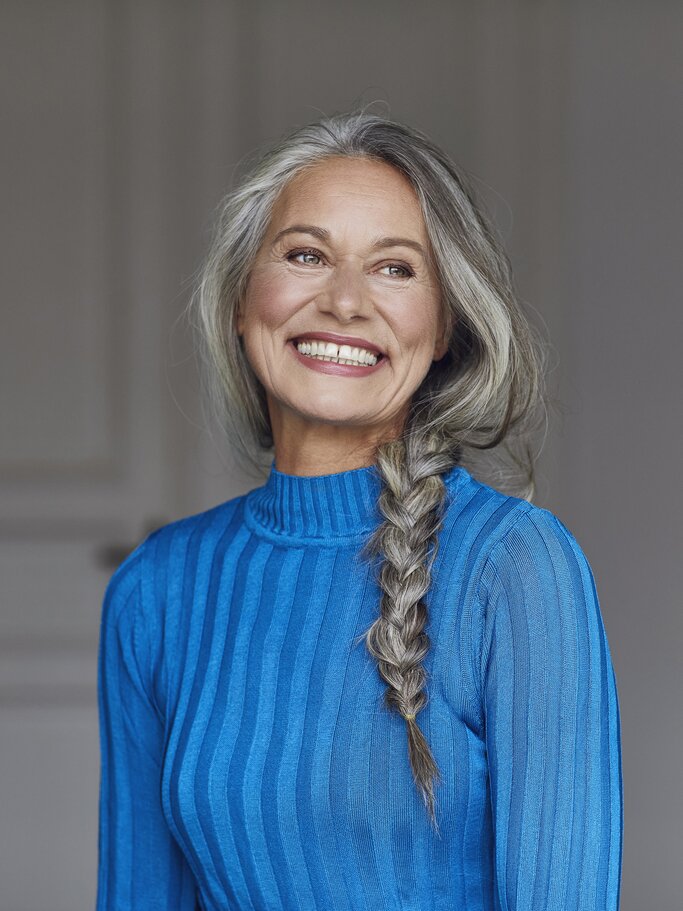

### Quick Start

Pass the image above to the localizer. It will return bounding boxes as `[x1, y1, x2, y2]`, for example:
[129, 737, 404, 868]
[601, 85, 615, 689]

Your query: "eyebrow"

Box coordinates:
[271, 224, 426, 258]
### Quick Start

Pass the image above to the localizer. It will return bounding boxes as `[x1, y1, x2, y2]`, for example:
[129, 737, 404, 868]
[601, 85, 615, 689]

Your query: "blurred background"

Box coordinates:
[1, 1, 681, 908]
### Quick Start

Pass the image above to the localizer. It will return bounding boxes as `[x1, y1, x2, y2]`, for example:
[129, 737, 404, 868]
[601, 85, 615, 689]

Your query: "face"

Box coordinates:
[236, 155, 450, 466]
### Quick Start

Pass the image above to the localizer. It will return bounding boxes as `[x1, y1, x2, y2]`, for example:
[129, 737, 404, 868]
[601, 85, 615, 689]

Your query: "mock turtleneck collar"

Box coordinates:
[244, 458, 384, 544]
[243, 458, 467, 545]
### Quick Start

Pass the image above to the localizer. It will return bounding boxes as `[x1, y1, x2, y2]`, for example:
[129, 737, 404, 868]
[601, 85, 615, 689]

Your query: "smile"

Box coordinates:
[288, 339, 387, 377]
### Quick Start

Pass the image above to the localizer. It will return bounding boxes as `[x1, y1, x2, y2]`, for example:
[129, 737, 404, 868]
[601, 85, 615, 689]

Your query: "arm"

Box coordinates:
[479, 508, 623, 910]
[96, 539, 200, 910]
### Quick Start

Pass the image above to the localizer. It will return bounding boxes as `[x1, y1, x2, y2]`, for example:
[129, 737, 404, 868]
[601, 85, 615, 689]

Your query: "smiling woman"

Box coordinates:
[96, 108, 623, 910]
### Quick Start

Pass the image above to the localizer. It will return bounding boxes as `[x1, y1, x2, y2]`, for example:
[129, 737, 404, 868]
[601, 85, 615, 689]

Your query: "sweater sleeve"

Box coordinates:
[478, 507, 623, 910]
[96, 538, 200, 910]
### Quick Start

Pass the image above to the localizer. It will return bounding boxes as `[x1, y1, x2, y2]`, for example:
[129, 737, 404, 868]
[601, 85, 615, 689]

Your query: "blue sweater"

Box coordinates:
[96, 460, 623, 910]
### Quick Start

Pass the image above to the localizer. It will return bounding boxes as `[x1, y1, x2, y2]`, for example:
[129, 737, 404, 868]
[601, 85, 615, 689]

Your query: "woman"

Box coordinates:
[97, 109, 623, 909]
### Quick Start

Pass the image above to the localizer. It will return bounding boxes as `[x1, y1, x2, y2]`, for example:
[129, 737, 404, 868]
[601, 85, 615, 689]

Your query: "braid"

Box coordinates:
[358, 430, 459, 834]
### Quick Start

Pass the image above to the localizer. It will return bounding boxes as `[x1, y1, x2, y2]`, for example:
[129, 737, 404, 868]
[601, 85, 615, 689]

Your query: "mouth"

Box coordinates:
[289, 338, 386, 365]
[287, 336, 388, 375]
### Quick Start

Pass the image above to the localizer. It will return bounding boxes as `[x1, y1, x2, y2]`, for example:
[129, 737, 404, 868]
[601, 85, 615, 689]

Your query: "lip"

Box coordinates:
[289, 331, 385, 357]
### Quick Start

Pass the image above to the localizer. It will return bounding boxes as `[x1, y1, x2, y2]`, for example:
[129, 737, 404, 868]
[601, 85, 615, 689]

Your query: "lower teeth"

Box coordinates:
[302, 353, 374, 366]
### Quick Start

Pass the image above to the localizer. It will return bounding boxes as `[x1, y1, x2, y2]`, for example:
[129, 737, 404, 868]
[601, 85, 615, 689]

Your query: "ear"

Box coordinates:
[431, 301, 454, 362]
[433, 341, 448, 361]
[433, 317, 452, 362]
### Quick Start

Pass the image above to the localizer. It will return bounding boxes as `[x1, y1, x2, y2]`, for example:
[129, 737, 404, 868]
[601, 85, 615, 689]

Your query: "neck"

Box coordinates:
[267, 395, 409, 478]
[273, 449, 376, 477]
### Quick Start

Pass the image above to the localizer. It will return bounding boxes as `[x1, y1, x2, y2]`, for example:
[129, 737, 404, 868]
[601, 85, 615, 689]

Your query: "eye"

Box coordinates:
[286, 247, 323, 265]
[381, 262, 415, 279]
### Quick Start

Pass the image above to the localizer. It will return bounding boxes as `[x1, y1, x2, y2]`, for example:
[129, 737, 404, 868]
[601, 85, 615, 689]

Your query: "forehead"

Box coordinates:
[268, 156, 426, 238]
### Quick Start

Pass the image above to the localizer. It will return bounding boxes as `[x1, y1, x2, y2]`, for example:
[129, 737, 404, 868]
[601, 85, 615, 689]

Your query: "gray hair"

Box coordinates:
[187, 106, 549, 833]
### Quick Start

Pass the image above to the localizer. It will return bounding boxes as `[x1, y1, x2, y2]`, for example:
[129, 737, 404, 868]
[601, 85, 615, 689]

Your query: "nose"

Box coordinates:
[317, 258, 373, 321]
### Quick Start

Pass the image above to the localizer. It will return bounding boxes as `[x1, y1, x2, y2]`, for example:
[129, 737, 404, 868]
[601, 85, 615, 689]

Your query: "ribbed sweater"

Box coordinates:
[96, 459, 623, 910]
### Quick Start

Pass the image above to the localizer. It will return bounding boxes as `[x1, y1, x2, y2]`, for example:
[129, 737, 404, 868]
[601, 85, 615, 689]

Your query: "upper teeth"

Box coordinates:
[296, 340, 379, 365]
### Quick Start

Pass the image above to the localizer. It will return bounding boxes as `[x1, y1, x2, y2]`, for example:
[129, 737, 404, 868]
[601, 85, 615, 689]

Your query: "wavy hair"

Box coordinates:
[187, 106, 549, 833]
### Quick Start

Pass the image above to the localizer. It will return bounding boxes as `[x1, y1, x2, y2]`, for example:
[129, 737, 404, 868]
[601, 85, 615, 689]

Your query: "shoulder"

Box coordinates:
[144, 493, 247, 555]
[473, 498, 601, 667]
[99, 538, 148, 674]
[443, 466, 593, 600]
[101, 494, 247, 632]
[477, 500, 593, 606]
[443, 464, 534, 540]
[101, 536, 146, 628]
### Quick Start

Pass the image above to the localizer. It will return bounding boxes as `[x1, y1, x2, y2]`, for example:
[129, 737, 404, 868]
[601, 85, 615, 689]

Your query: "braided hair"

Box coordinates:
[357, 431, 459, 833]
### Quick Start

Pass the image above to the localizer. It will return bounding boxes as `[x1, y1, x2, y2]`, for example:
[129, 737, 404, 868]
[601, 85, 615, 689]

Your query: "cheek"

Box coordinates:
[394, 297, 440, 352]
[244, 267, 304, 329]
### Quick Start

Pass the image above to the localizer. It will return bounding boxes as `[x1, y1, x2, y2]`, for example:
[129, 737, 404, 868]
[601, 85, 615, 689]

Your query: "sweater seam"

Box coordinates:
[135, 533, 167, 727]
[242, 510, 378, 547]
[472, 500, 536, 711]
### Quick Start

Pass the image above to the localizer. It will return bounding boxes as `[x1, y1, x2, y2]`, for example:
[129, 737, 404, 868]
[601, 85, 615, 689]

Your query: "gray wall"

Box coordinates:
[1, 0, 681, 907]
